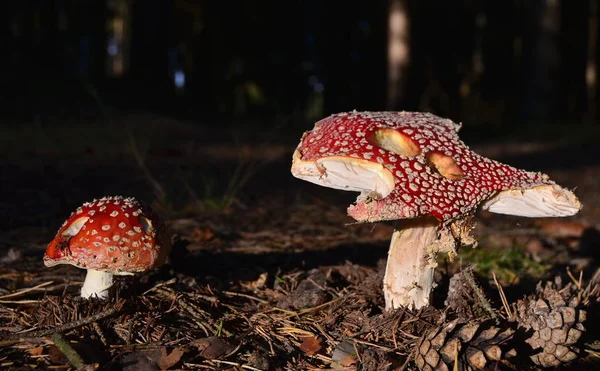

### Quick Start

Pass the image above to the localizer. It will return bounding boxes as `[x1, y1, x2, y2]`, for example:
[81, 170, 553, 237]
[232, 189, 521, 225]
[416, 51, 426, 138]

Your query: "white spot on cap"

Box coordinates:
[102, 225, 111, 231]
[110, 210, 119, 217]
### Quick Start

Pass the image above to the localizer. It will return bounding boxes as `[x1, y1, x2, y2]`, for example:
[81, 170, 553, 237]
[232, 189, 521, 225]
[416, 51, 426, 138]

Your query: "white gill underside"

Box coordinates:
[291, 151, 395, 200]
[80, 269, 114, 299]
[384, 222, 439, 310]
[62, 217, 89, 236]
[482, 184, 582, 218]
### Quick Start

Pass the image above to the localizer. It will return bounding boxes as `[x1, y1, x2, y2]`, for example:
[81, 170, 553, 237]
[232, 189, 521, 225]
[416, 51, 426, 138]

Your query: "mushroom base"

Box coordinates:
[383, 219, 440, 310]
[81, 269, 114, 299]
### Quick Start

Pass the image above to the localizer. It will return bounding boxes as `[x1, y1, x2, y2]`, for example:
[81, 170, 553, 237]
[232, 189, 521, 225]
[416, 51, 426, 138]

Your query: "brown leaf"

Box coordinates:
[299, 336, 322, 356]
[48, 345, 67, 364]
[157, 348, 184, 370]
[339, 354, 358, 367]
[191, 227, 216, 243]
[191, 337, 236, 359]
[331, 341, 358, 368]
[240, 272, 268, 291]
[28, 346, 45, 356]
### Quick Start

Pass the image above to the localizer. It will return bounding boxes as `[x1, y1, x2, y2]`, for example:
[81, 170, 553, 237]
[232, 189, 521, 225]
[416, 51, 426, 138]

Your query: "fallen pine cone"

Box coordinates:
[414, 319, 514, 371]
[514, 279, 586, 368]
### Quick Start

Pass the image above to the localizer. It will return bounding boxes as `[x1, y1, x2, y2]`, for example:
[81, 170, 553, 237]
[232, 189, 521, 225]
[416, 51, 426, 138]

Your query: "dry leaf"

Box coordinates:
[28, 346, 45, 356]
[157, 348, 184, 370]
[191, 337, 236, 359]
[240, 272, 268, 291]
[299, 336, 322, 356]
[332, 341, 357, 368]
[191, 227, 216, 243]
[339, 354, 358, 367]
[48, 345, 67, 364]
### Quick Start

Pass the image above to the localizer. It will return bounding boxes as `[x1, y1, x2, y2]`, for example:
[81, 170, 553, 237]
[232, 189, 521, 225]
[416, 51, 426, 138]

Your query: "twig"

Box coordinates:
[52, 332, 96, 371]
[1, 304, 121, 340]
[142, 278, 177, 296]
[154, 288, 213, 336]
[222, 291, 268, 304]
[92, 322, 107, 346]
[209, 359, 266, 371]
[492, 272, 513, 320]
[351, 339, 395, 351]
[566, 268, 582, 290]
[0, 281, 54, 299]
[127, 313, 138, 345]
[353, 342, 362, 363]
[0, 299, 43, 304]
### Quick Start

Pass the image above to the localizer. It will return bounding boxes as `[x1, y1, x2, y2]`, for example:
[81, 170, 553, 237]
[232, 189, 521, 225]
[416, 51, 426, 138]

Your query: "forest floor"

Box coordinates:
[0, 113, 599, 370]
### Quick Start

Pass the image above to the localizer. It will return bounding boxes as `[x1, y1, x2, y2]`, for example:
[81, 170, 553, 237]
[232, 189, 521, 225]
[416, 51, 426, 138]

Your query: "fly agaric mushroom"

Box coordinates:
[291, 111, 581, 310]
[44, 196, 171, 299]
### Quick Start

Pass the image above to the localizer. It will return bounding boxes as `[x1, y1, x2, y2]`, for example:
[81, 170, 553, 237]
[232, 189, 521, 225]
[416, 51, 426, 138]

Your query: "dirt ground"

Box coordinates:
[1, 114, 599, 370]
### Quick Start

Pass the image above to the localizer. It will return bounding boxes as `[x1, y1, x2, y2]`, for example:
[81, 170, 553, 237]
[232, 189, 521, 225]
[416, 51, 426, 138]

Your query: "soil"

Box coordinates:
[0, 114, 599, 370]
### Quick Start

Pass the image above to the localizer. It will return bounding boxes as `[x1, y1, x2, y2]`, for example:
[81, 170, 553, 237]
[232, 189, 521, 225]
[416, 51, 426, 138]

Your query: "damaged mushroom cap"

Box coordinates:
[292, 111, 582, 223]
[44, 196, 170, 273]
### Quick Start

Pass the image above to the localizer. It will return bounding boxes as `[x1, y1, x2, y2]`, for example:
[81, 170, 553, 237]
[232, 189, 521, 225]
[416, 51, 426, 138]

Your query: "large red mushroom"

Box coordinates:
[44, 196, 171, 299]
[291, 111, 581, 310]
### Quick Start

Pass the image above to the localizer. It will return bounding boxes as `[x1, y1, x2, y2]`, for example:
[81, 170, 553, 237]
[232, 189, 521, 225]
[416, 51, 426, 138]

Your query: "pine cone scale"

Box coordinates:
[515, 280, 587, 368]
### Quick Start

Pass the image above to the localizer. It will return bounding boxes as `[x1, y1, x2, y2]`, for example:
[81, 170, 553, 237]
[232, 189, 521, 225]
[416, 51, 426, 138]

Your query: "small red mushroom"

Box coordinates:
[291, 111, 581, 310]
[44, 196, 171, 299]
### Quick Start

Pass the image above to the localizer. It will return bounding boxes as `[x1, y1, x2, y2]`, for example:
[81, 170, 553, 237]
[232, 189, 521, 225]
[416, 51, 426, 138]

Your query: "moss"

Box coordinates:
[456, 242, 550, 285]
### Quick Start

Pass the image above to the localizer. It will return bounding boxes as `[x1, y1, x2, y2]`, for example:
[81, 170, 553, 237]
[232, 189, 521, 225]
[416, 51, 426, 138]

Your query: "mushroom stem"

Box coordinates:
[384, 218, 439, 310]
[80, 269, 114, 299]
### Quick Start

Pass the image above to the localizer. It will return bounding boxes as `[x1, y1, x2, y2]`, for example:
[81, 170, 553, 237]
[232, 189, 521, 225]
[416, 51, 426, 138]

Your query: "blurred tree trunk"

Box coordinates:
[386, 0, 410, 110]
[520, 0, 561, 121]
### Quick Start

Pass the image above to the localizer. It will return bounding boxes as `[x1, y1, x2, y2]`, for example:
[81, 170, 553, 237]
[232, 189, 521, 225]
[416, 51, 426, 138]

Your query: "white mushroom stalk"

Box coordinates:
[80, 269, 114, 299]
[383, 219, 439, 309]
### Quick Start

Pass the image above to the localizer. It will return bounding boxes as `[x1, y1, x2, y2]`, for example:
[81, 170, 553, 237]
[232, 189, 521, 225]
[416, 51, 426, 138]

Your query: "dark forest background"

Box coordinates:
[1, 0, 599, 135]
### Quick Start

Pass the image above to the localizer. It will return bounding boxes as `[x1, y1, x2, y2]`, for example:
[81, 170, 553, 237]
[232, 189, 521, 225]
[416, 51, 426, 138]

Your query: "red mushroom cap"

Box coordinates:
[44, 196, 170, 273]
[292, 111, 580, 223]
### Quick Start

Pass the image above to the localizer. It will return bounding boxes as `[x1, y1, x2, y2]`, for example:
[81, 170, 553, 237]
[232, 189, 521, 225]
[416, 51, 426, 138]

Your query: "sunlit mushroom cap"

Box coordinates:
[44, 196, 170, 273]
[291, 111, 582, 223]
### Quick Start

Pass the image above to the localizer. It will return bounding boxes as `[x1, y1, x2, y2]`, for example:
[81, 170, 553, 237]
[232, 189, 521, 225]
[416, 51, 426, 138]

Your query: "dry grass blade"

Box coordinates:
[205, 359, 267, 371]
[0, 281, 54, 299]
[492, 272, 513, 320]
[222, 291, 268, 304]
[566, 268, 582, 290]
[0, 299, 44, 304]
